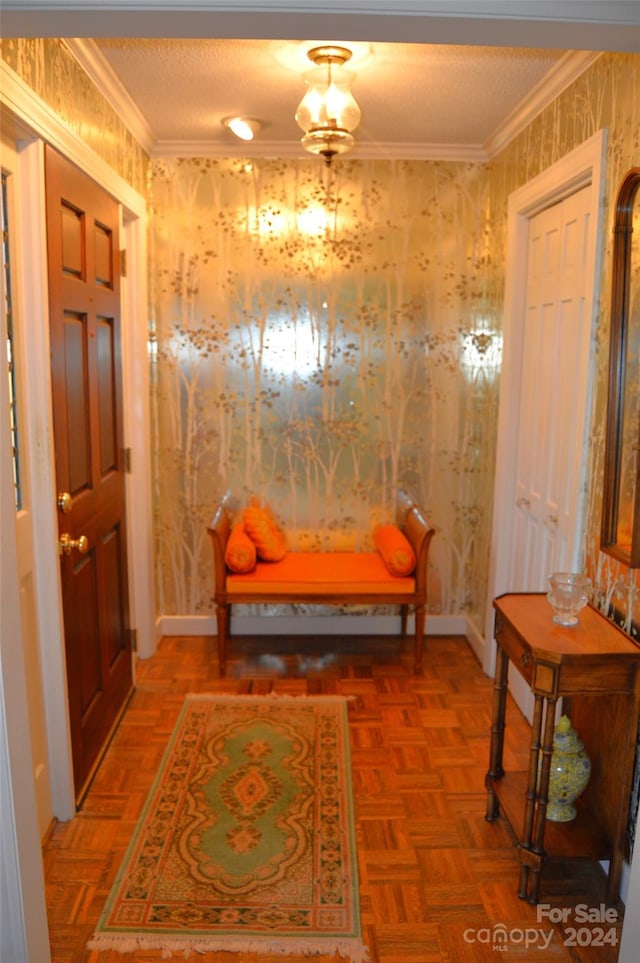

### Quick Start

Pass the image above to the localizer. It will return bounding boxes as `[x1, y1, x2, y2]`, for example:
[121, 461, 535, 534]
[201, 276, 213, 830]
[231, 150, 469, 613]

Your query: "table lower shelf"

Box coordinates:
[488, 770, 612, 861]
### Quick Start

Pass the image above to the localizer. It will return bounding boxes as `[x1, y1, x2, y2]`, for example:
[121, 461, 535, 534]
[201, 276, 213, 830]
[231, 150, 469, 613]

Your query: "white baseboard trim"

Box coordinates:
[156, 613, 468, 638]
[465, 616, 486, 667]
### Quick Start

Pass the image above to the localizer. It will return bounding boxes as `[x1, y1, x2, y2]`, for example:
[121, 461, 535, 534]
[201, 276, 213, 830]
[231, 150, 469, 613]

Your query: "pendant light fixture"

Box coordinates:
[295, 45, 361, 166]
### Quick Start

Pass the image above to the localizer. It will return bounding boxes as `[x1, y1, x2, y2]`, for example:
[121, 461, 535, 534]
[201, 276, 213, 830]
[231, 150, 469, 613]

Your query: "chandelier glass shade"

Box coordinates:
[295, 46, 361, 165]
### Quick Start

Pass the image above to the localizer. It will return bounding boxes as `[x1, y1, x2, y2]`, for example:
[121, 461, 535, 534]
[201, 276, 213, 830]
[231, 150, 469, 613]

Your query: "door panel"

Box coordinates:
[102, 522, 127, 661]
[64, 311, 91, 492]
[74, 552, 100, 713]
[45, 145, 133, 802]
[508, 186, 593, 718]
[97, 317, 117, 472]
[511, 186, 592, 591]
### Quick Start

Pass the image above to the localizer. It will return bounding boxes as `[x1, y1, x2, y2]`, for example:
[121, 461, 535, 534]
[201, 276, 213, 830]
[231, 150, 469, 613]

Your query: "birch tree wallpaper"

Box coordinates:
[149, 157, 496, 621]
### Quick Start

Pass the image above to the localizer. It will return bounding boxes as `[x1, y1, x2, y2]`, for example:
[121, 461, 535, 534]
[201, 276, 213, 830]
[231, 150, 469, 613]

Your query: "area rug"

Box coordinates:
[88, 693, 368, 960]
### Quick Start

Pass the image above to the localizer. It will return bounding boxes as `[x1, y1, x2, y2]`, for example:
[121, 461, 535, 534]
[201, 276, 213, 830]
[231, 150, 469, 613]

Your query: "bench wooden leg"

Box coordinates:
[400, 604, 408, 638]
[413, 604, 425, 675]
[216, 603, 230, 676]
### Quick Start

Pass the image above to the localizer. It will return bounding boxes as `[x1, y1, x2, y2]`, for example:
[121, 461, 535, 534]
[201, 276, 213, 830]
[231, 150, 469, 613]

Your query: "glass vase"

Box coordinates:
[546, 572, 591, 626]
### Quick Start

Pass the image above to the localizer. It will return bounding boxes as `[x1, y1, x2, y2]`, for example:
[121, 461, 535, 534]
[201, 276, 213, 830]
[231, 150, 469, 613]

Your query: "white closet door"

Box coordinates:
[511, 185, 593, 591]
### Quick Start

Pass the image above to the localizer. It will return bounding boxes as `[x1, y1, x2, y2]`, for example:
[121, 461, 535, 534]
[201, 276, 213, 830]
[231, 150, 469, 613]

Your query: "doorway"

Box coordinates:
[485, 130, 607, 706]
[0, 107, 152, 832]
[45, 146, 134, 802]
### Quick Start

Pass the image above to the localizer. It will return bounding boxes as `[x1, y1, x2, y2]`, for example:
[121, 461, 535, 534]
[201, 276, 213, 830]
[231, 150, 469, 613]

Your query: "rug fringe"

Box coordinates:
[184, 692, 354, 703]
[87, 933, 370, 961]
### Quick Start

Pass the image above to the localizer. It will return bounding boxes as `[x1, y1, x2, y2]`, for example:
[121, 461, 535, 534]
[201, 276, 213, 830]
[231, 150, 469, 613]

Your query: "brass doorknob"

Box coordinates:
[58, 533, 89, 556]
[57, 491, 72, 514]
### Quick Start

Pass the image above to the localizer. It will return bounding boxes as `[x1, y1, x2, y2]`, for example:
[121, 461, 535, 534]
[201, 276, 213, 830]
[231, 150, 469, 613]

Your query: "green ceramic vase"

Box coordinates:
[545, 715, 591, 822]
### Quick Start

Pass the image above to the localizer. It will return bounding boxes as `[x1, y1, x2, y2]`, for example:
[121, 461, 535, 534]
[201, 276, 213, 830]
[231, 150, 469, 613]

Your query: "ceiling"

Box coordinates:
[79, 38, 582, 161]
[4, 2, 640, 162]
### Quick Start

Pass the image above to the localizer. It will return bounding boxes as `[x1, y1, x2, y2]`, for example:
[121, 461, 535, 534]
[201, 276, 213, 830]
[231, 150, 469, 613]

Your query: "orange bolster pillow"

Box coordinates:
[225, 523, 257, 573]
[374, 524, 416, 576]
[242, 503, 287, 562]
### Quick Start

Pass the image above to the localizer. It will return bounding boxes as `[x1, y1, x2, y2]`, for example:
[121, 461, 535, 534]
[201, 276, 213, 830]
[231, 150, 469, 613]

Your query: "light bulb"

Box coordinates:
[223, 117, 261, 141]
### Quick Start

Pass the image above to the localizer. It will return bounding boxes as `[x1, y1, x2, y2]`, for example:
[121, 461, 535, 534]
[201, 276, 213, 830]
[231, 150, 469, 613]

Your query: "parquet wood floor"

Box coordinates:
[43, 633, 625, 962]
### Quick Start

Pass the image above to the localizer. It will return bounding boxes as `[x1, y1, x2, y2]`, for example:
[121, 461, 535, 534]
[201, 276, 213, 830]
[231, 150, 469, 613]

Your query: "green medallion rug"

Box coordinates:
[88, 694, 368, 961]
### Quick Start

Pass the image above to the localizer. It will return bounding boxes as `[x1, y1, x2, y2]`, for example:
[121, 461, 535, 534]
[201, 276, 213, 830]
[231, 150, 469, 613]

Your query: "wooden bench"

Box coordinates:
[207, 494, 435, 675]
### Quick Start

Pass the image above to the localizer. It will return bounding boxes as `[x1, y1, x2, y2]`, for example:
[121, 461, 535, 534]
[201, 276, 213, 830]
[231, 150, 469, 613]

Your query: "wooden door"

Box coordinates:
[45, 146, 133, 803]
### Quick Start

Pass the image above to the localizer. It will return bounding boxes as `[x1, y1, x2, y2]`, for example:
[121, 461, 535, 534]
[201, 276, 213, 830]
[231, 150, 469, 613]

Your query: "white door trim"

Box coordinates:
[483, 128, 608, 675]
[1, 146, 52, 963]
[0, 63, 154, 821]
[15, 137, 76, 818]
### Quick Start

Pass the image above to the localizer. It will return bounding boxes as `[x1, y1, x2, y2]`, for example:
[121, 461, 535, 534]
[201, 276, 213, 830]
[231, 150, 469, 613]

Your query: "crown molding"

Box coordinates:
[150, 139, 488, 162]
[62, 38, 155, 154]
[484, 50, 601, 158]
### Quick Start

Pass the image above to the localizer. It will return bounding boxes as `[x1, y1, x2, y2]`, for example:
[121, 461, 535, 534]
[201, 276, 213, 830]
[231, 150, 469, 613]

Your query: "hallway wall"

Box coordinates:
[488, 51, 640, 634]
[149, 156, 495, 623]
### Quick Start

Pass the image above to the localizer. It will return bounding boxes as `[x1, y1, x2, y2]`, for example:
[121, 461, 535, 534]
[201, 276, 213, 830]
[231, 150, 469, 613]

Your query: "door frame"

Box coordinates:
[1, 62, 155, 819]
[1, 142, 52, 963]
[483, 128, 608, 677]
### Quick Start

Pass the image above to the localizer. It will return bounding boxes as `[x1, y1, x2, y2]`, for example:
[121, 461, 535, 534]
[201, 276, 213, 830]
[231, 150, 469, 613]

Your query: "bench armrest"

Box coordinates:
[401, 504, 435, 602]
[208, 498, 233, 597]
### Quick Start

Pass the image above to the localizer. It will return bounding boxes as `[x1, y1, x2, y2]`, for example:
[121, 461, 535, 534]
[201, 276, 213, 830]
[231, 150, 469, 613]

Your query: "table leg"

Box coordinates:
[486, 646, 509, 821]
[527, 695, 556, 904]
[518, 692, 546, 900]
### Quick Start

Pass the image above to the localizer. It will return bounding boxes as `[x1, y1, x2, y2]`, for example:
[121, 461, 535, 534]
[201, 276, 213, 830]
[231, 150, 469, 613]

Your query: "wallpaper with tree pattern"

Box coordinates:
[150, 157, 495, 619]
[0, 37, 148, 195]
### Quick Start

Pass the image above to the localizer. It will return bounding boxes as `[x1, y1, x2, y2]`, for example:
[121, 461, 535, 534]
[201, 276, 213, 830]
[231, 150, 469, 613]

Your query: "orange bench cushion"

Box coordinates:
[226, 552, 415, 596]
[374, 524, 416, 576]
[224, 523, 257, 573]
[242, 503, 287, 562]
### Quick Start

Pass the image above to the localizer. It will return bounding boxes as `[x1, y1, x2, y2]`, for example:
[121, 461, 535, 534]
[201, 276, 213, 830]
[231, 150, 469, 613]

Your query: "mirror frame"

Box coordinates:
[601, 167, 640, 568]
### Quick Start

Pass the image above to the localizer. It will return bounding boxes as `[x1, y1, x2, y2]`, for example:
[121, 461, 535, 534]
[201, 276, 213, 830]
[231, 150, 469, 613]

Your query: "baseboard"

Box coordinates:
[40, 817, 58, 850]
[156, 613, 468, 638]
[465, 616, 486, 666]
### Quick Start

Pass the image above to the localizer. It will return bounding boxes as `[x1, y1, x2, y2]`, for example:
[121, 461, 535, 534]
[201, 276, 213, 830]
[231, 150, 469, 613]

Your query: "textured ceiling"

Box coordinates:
[89, 37, 573, 159]
[7, 1, 636, 160]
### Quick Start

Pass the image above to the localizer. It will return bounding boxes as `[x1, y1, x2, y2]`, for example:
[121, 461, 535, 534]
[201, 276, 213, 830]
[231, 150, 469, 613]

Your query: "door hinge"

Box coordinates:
[120, 248, 127, 277]
[130, 628, 138, 653]
[123, 446, 132, 473]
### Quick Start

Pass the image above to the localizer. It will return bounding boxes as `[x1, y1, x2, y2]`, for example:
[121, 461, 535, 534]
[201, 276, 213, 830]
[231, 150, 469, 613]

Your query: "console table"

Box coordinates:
[485, 593, 640, 905]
